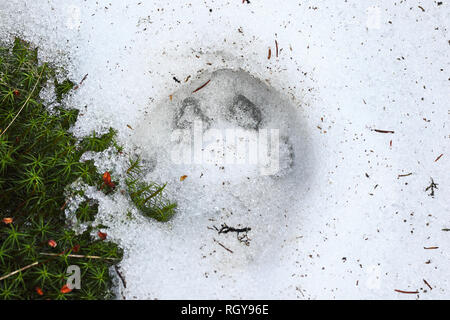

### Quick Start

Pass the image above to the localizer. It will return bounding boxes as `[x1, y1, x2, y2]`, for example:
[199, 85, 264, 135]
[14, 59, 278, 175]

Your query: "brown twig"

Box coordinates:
[373, 129, 395, 134]
[394, 289, 419, 294]
[397, 173, 412, 178]
[1, 244, 81, 281]
[425, 178, 438, 197]
[275, 40, 279, 57]
[213, 238, 233, 254]
[267, 47, 271, 60]
[0, 65, 46, 139]
[218, 224, 251, 234]
[114, 265, 127, 288]
[60, 199, 69, 211]
[424, 246, 439, 250]
[423, 279, 432, 290]
[39, 252, 118, 260]
[217, 224, 252, 246]
[74, 74, 88, 90]
[192, 79, 211, 93]
[434, 154, 443, 162]
[0, 261, 39, 281]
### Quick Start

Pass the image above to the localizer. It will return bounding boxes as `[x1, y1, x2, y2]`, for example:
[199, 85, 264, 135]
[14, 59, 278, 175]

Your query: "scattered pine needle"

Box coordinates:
[434, 153, 443, 162]
[192, 79, 211, 93]
[213, 238, 233, 254]
[0, 261, 39, 281]
[39, 252, 118, 260]
[114, 265, 127, 288]
[0, 65, 46, 139]
[424, 246, 439, 250]
[73, 73, 88, 90]
[1, 245, 119, 281]
[423, 279, 432, 290]
[275, 40, 279, 57]
[373, 129, 395, 134]
[398, 173, 412, 178]
[394, 289, 419, 294]
[268, 47, 271, 60]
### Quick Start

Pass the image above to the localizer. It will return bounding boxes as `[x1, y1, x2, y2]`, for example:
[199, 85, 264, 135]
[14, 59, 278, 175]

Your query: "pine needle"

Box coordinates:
[0, 261, 39, 281]
[0, 64, 46, 139]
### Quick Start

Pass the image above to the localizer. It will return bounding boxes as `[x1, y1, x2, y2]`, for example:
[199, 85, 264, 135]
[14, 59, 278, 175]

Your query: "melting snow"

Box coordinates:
[1, 0, 449, 299]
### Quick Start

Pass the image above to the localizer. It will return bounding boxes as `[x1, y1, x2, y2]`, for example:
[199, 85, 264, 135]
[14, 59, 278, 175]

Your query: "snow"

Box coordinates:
[1, 0, 449, 299]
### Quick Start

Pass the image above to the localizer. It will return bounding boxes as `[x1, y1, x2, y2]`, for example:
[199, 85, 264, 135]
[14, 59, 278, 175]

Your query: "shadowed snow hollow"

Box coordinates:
[125, 68, 314, 297]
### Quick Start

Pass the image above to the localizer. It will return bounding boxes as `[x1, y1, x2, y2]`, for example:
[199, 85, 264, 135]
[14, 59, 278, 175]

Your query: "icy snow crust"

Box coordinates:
[1, 1, 449, 299]
[130, 68, 313, 294]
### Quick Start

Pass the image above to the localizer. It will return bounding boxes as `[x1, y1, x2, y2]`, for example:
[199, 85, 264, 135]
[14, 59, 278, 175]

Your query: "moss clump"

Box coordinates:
[125, 157, 177, 222]
[0, 38, 122, 300]
[75, 200, 99, 223]
[80, 128, 117, 153]
[55, 79, 75, 102]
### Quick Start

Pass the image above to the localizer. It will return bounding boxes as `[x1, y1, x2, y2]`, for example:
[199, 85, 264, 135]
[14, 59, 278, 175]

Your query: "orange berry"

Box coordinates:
[60, 284, 72, 294]
[35, 287, 44, 296]
[2, 217, 13, 224]
[48, 239, 57, 248]
[97, 231, 107, 240]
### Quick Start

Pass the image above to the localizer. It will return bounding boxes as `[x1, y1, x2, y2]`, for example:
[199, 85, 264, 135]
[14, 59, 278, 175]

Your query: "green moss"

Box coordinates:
[75, 200, 99, 223]
[80, 128, 117, 153]
[55, 79, 75, 102]
[0, 38, 177, 300]
[125, 157, 177, 222]
[0, 38, 121, 300]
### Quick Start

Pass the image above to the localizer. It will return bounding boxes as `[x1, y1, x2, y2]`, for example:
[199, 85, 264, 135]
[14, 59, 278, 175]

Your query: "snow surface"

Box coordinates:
[1, 0, 449, 299]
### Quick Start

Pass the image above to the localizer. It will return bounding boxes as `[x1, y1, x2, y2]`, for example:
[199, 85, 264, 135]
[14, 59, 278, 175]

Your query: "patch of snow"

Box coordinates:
[1, 0, 449, 299]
